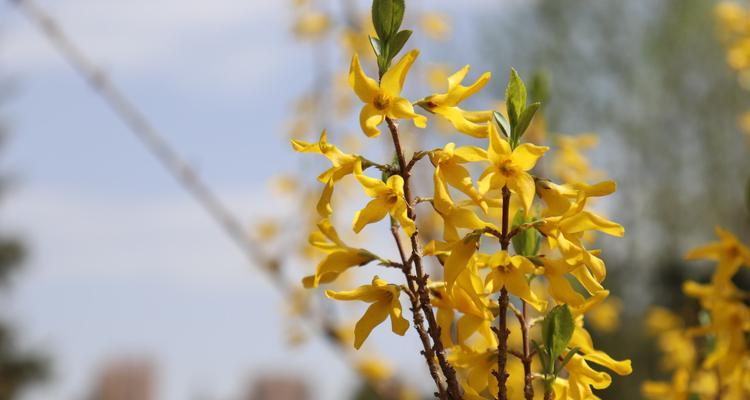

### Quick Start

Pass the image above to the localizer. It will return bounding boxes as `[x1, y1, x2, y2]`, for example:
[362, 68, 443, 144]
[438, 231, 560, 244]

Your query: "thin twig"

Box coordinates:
[386, 117, 462, 400]
[495, 186, 512, 400]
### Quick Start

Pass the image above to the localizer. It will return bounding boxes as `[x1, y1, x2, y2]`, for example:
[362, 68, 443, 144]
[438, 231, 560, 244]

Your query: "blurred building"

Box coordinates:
[246, 375, 309, 400]
[88, 358, 156, 400]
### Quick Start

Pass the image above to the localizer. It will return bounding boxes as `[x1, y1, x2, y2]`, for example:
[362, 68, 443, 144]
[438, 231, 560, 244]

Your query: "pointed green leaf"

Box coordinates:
[514, 102, 541, 140]
[372, 0, 405, 41]
[554, 347, 579, 376]
[493, 111, 510, 138]
[388, 29, 412, 60]
[505, 68, 527, 129]
[542, 304, 574, 362]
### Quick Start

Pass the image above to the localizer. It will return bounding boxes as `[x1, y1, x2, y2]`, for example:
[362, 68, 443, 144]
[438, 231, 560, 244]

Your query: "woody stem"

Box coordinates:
[390, 223, 447, 399]
[386, 117, 462, 400]
[496, 186, 512, 400]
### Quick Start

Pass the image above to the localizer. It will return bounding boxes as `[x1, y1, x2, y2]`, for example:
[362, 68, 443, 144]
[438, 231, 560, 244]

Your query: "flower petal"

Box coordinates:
[381, 49, 419, 96]
[349, 53, 379, 102]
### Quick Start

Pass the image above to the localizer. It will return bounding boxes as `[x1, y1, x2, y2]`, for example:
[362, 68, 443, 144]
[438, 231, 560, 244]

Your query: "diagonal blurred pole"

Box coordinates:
[9, 0, 270, 278]
[8, 1, 403, 393]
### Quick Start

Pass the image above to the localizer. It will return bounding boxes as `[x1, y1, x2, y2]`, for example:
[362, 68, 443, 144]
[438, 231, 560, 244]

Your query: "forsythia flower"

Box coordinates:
[430, 142, 488, 210]
[420, 12, 451, 41]
[479, 123, 549, 213]
[326, 276, 409, 349]
[291, 130, 360, 216]
[302, 219, 377, 288]
[684, 226, 750, 284]
[352, 161, 415, 236]
[349, 50, 427, 137]
[485, 250, 546, 311]
[551, 134, 601, 184]
[417, 65, 493, 138]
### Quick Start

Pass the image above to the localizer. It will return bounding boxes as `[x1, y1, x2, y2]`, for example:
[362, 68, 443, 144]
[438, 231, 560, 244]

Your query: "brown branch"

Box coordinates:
[496, 186, 512, 400]
[390, 225, 448, 399]
[386, 117, 462, 400]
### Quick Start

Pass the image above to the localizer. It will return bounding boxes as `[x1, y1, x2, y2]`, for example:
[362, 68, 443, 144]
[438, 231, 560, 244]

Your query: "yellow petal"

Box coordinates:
[359, 104, 385, 137]
[354, 300, 391, 349]
[508, 172, 536, 216]
[505, 270, 546, 311]
[349, 53, 379, 103]
[453, 146, 488, 163]
[354, 160, 387, 197]
[388, 295, 410, 336]
[389, 97, 427, 128]
[512, 143, 548, 171]
[487, 123, 511, 163]
[381, 49, 419, 96]
[353, 197, 391, 233]
[444, 237, 478, 289]
[316, 179, 334, 217]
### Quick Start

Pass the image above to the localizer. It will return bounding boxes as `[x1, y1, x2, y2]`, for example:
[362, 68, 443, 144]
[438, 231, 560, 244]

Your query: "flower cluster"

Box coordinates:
[642, 228, 750, 399]
[292, 1, 631, 399]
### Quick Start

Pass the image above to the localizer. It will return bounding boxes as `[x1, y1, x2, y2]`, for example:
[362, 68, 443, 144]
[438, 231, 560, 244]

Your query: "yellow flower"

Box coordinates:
[292, 11, 331, 39]
[586, 297, 622, 333]
[540, 257, 601, 310]
[485, 250, 547, 311]
[551, 134, 602, 184]
[479, 123, 549, 213]
[447, 340, 499, 397]
[570, 324, 633, 377]
[561, 354, 614, 399]
[420, 12, 451, 41]
[416, 65, 492, 138]
[431, 264, 494, 346]
[641, 368, 691, 400]
[685, 226, 750, 285]
[356, 357, 393, 382]
[349, 50, 427, 137]
[430, 142, 488, 211]
[301, 219, 377, 288]
[432, 172, 493, 242]
[291, 130, 360, 216]
[538, 191, 624, 283]
[352, 160, 415, 236]
[326, 276, 409, 349]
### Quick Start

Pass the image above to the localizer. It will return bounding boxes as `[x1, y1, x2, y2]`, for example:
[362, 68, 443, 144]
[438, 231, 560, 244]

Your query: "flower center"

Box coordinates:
[498, 159, 517, 177]
[373, 92, 392, 111]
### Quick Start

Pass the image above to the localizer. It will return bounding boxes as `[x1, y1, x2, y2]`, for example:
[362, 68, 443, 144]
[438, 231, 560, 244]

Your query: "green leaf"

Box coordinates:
[493, 111, 510, 138]
[505, 68, 527, 129]
[554, 347, 579, 376]
[511, 210, 541, 257]
[388, 29, 412, 60]
[542, 304, 574, 363]
[368, 36, 382, 57]
[514, 102, 541, 140]
[372, 0, 405, 41]
[746, 176, 750, 216]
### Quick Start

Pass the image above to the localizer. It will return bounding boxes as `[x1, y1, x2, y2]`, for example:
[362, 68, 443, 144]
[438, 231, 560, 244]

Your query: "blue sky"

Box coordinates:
[0, 0, 505, 399]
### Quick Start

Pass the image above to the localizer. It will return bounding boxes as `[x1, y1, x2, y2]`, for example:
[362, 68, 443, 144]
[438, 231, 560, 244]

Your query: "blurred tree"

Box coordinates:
[0, 116, 49, 399]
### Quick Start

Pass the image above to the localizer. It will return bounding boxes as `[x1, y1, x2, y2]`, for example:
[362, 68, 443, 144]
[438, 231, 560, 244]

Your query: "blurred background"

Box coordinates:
[0, 0, 748, 399]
